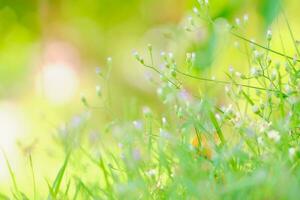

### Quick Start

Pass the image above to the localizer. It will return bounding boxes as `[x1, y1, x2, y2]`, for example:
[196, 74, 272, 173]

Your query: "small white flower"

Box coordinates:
[250, 67, 257, 76]
[95, 67, 102, 75]
[157, 87, 163, 96]
[257, 136, 264, 145]
[224, 104, 233, 115]
[235, 18, 241, 26]
[215, 113, 221, 121]
[266, 30, 272, 41]
[143, 106, 151, 116]
[229, 65, 234, 73]
[162, 117, 167, 126]
[252, 105, 259, 113]
[254, 50, 262, 59]
[267, 130, 280, 143]
[133, 120, 143, 130]
[235, 71, 242, 78]
[259, 121, 272, 133]
[289, 147, 296, 159]
[96, 85, 101, 96]
[193, 7, 199, 15]
[225, 85, 231, 93]
[107, 57, 112, 63]
[146, 169, 157, 177]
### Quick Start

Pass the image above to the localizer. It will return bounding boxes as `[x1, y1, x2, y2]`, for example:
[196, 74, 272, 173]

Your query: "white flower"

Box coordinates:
[259, 121, 272, 133]
[267, 130, 280, 143]
[162, 117, 167, 126]
[252, 105, 259, 113]
[146, 169, 157, 177]
[266, 30, 272, 41]
[235, 18, 241, 26]
[107, 57, 112, 63]
[257, 136, 264, 145]
[289, 147, 296, 159]
[235, 71, 242, 78]
[143, 106, 151, 116]
[96, 85, 102, 96]
[133, 120, 143, 130]
[95, 67, 102, 75]
[229, 66, 234, 73]
[193, 7, 199, 15]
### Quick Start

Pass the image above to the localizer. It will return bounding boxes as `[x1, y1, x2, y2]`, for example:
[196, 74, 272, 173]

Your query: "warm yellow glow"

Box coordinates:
[39, 63, 79, 104]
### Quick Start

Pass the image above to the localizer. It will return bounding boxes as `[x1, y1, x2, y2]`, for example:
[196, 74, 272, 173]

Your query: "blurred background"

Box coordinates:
[0, 0, 299, 194]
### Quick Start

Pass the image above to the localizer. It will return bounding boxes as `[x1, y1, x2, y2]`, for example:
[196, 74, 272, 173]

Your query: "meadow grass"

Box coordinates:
[2, 0, 300, 199]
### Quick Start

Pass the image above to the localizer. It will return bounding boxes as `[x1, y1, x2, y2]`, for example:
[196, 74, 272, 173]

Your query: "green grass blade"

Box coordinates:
[209, 111, 226, 146]
[47, 153, 71, 199]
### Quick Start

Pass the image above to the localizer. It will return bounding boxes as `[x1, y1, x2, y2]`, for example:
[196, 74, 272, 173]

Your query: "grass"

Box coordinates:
[2, 0, 300, 199]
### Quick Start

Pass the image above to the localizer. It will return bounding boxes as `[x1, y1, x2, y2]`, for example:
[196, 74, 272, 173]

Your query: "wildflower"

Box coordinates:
[266, 30, 272, 41]
[95, 67, 102, 76]
[162, 117, 167, 126]
[193, 7, 199, 15]
[157, 87, 163, 96]
[223, 104, 233, 115]
[252, 105, 259, 114]
[107, 57, 112, 63]
[132, 148, 141, 161]
[96, 85, 101, 97]
[257, 136, 264, 145]
[254, 50, 263, 60]
[133, 120, 143, 130]
[159, 128, 171, 139]
[132, 51, 144, 64]
[235, 71, 242, 78]
[215, 113, 221, 121]
[186, 52, 196, 63]
[146, 169, 157, 177]
[289, 147, 296, 159]
[271, 70, 277, 81]
[267, 130, 280, 143]
[178, 89, 192, 102]
[228, 65, 234, 74]
[225, 85, 231, 94]
[259, 121, 271, 133]
[293, 54, 298, 65]
[235, 18, 241, 26]
[143, 106, 152, 117]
